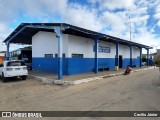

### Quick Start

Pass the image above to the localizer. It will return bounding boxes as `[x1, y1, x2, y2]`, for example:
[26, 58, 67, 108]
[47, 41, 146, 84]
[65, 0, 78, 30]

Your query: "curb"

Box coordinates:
[29, 75, 54, 84]
[30, 66, 156, 85]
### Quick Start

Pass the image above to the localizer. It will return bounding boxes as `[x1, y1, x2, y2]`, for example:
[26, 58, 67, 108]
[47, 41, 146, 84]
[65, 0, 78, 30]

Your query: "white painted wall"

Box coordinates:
[68, 35, 93, 58]
[68, 35, 116, 58]
[32, 31, 68, 57]
[119, 45, 140, 58]
[32, 31, 140, 59]
[119, 44, 130, 58]
[98, 41, 116, 58]
[132, 46, 140, 58]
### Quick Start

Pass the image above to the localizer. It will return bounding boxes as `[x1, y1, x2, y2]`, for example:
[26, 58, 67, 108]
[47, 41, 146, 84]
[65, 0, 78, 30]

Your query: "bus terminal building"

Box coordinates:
[3, 23, 152, 80]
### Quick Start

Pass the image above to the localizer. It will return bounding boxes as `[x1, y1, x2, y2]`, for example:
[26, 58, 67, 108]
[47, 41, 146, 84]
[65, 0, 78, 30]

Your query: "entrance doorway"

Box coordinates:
[119, 55, 123, 68]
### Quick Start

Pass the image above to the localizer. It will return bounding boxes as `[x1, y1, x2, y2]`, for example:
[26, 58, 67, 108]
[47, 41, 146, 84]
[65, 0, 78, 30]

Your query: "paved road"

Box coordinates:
[0, 68, 160, 120]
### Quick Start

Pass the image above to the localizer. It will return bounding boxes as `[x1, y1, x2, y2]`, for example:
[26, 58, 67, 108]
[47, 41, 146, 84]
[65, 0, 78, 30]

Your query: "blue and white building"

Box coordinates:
[3, 23, 152, 80]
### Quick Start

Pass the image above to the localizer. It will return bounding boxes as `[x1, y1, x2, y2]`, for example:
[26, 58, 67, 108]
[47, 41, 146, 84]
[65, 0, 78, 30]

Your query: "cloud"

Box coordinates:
[154, 4, 160, 19]
[62, 3, 102, 31]
[99, 11, 126, 32]
[157, 20, 160, 27]
[0, 0, 68, 51]
[133, 30, 160, 53]
[133, 27, 158, 45]
[0, 0, 68, 23]
[154, 13, 160, 19]
[23, 0, 67, 17]
[135, 0, 149, 6]
[153, 1, 160, 19]
[0, 0, 22, 23]
[0, 23, 12, 51]
[130, 15, 150, 22]
[89, 0, 135, 10]
[0, 0, 159, 53]
[0, 24, 10, 33]
[128, 7, 148, 16]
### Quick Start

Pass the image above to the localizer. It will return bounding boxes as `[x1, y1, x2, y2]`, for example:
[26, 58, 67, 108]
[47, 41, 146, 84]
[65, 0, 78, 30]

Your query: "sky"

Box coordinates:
[0, 0, 160, 53]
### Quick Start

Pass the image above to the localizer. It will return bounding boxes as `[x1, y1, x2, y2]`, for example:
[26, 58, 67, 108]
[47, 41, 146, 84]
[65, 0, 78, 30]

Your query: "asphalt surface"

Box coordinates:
[0, 68, 160, 120]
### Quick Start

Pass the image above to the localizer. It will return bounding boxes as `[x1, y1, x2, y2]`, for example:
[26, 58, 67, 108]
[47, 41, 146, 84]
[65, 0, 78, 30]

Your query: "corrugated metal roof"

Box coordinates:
[3, 23, 152, 49]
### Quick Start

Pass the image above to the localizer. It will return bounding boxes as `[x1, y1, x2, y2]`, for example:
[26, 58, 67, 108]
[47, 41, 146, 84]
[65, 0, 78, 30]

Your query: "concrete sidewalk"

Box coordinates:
[29, 66, 156, 85]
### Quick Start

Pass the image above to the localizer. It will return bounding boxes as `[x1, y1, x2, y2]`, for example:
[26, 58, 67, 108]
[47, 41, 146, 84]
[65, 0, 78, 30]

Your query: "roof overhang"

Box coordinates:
[3, 23, 152, 49]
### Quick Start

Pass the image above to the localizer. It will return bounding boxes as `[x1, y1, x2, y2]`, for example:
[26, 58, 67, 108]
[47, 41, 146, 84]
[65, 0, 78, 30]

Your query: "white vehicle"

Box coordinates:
[0, 60, 28, 82]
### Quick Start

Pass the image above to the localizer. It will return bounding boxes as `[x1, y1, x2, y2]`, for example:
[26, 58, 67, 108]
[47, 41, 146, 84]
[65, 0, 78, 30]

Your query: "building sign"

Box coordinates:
[93, 45, 110, 53]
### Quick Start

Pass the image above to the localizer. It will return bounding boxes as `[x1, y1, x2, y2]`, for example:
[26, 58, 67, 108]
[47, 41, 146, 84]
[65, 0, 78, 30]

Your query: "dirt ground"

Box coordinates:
[0, 68, 160, 120]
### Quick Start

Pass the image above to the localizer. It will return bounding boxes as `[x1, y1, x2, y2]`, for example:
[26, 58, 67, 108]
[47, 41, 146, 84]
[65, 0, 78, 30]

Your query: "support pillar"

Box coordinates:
[93, 36, 99, 74]
[146, 48, 149, 66]
[115, 43, 119, 68]
[6, 42, 10, 60]
[130, 45, 132, 67]
[139, 48, 142, 67]
[54, 27, 63, 80]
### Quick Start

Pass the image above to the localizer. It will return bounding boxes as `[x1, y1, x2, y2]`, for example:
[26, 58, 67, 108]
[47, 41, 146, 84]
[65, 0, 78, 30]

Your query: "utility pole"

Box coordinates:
[129, 16, 132, 42]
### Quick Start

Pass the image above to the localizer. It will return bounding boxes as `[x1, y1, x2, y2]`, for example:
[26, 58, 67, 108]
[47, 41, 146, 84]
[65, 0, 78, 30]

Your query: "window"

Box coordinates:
[55, 54, 58, 58]
[63, 53, 65, 58]
[9, 52, 11, 57]
[55, 53, 65, 58]
[72, 54, 83, 58]
[0, 63, 3, 67]
[7, 61, 25, 66]
[45, 54, 53, 58]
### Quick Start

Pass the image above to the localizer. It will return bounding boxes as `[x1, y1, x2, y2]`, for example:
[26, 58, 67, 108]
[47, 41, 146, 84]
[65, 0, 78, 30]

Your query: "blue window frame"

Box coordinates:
[55, 53, 65, 58]
[45, 54, 53, 58]
[72, 54, 83, 58]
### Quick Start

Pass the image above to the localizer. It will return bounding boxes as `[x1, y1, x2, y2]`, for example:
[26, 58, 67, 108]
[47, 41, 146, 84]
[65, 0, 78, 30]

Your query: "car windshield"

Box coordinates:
[7, 61, 26, 66]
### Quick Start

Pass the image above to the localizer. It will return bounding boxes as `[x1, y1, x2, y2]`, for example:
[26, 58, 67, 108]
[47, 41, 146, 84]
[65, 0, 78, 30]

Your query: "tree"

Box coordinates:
[155, 55, 160, 66]
[142, 55, 146, 62]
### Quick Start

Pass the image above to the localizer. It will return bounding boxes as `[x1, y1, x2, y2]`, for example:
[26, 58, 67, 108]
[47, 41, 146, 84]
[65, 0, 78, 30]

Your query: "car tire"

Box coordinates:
[22, 75, 27, 80]
[2, 73, 7, 82]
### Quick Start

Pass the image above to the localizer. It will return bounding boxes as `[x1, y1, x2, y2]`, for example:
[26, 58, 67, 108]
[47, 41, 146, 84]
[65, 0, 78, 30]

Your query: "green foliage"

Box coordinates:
[142, 55, 146, 62]
[142, 57, 146, 62]
[155, 55, 160, 66]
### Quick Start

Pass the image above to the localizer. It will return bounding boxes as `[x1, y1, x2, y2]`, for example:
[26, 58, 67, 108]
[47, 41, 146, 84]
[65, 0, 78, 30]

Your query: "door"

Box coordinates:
[119, 55, 123, 68]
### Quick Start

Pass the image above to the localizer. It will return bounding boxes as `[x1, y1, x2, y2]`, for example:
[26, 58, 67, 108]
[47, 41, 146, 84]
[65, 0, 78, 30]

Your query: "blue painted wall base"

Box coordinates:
[32, 57, 140, 75]
[123, 58, 140, 68]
